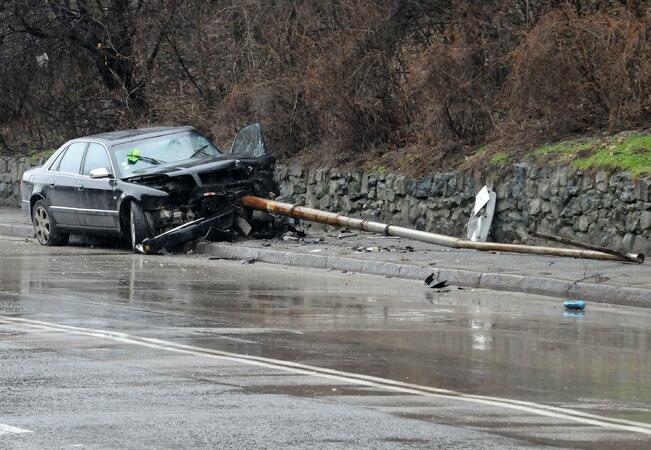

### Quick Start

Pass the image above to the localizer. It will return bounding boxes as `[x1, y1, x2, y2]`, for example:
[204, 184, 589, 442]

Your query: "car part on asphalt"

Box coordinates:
[424, 274, 449, 289]
[138, 207, 238, 254]
[239, 195, 645, 263]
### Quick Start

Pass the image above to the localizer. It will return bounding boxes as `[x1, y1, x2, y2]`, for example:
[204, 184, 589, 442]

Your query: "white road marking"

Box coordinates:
[0, 424, 32, 435]
[2, 315, 651, 436]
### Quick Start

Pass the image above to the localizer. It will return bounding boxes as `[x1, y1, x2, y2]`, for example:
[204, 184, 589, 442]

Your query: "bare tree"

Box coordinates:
[4, 0, 181, 109]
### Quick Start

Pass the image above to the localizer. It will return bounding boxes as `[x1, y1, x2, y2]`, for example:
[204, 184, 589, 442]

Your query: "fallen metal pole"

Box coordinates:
[531, 231, 640, 261]
[240, 196, 644, 264]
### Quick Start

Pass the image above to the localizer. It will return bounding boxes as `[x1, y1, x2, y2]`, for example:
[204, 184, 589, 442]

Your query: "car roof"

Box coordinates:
[74, 126, 195, 146]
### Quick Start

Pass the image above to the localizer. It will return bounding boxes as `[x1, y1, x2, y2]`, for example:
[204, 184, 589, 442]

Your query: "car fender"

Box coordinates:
[115, 183, 169, 234]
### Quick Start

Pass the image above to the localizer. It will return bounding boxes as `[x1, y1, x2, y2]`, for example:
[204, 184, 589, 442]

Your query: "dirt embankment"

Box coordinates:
[1, 2, 650, 176]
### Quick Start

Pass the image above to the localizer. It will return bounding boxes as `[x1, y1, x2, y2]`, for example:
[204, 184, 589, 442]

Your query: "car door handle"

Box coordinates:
[76, 182, 84, 191]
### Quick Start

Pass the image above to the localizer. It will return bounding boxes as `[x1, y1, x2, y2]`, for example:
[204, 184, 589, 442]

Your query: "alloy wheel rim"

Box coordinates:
[34, 206, 50, 244]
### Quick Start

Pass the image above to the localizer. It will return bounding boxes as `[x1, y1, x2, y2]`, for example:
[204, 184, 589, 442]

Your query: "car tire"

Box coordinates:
[129, 201, 151, 252]
[32, 199, 69, 246]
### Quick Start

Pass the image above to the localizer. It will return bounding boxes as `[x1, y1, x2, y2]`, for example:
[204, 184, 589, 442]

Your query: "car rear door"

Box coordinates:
[77, 142, 119, 229]
[47, 142, 88, 227]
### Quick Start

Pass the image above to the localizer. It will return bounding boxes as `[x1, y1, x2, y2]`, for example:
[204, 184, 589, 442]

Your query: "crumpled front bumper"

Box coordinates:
[137, 206, 237, 254]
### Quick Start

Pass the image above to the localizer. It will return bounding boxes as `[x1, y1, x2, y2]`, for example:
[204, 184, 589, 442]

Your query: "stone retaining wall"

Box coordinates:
[275, 163, 651, 254]
[0, 156, 46, 208]
[2, 154, 649, 254]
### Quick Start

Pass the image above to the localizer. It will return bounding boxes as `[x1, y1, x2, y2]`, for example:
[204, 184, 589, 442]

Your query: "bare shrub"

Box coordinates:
[1, 0, 649, 170]
[506, 8, 651, 135]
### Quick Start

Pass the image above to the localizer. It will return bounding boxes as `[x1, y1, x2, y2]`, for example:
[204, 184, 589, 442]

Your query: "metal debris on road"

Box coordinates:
[466, 186, 496, 242]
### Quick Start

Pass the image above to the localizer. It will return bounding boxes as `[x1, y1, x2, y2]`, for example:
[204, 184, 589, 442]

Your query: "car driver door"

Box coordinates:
[76, 142, 119, 229]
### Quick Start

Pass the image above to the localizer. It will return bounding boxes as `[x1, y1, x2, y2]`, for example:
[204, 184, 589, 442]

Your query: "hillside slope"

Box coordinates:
[1, 1, 649, 175]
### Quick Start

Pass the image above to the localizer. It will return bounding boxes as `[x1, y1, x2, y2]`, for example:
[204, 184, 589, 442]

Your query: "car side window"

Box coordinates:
[82, 143, 111, 176]
[56, 142, 87, 174]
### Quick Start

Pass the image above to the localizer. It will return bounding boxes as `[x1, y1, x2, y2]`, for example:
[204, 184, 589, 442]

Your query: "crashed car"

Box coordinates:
[20, 123, 276, 253]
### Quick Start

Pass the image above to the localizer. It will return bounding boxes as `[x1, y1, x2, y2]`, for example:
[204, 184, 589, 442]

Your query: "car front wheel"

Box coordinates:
[32, 199, 69, 246]
[129, 201, 151, 253]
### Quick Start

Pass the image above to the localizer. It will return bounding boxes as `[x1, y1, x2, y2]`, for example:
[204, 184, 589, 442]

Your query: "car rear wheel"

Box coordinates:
[32, 199, 69, 246]
[129, 201, 151, 252]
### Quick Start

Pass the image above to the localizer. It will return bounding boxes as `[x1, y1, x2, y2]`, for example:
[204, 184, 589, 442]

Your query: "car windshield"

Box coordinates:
[113, 130, 222, 176]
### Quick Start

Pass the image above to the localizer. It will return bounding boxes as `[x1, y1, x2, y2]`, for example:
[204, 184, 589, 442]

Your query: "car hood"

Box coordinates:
[121, 154, 254, 182]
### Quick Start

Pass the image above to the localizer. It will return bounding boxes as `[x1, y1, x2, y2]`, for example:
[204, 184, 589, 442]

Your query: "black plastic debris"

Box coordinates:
[424, 274, 449, 289]
[242, 258, 256, 265]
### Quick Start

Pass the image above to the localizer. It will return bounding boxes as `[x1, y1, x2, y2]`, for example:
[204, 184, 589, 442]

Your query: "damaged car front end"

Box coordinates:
[122, 124, 277, 253]
[20, 123, 277, 253]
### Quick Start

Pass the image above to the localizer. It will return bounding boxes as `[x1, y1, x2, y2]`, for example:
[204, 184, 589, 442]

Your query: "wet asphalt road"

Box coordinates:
[1, 236, 650, 449]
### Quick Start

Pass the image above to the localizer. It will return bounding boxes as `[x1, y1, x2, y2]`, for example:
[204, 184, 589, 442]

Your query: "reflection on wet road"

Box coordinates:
[1, 237, 650, 448]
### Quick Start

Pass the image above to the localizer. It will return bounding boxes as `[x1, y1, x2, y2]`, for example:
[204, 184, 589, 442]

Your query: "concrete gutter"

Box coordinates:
[0, 223, 34, 239]
[196, 242, 651, 308]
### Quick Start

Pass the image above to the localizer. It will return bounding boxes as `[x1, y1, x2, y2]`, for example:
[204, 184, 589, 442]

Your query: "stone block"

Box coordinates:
[595, 171, 608, 192]
[319, 195, 331, 210]
[348, 181, 362, 199]
[625, 211, 641, 232]
[641, 211, 651, 230]
[634, 178, 650, 202]
[620, 186, 635, 203]
[412, 177, 431, 199]
[528, 198, 541, 215]
[394, 175, 407, 196]
[361, 173, 369, 194]
[431, 176, 448, 197]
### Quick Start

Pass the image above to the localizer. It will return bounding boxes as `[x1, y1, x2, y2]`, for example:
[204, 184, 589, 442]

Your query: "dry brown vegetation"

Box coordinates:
[1, 1, 649, 175]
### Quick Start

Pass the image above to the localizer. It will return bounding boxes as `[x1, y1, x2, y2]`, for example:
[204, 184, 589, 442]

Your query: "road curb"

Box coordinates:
[0, 223, 34, 239]
[196, 242, 651, 308]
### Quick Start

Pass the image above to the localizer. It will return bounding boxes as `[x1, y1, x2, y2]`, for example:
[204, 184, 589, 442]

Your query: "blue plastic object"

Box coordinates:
[563, 300, 586, 310]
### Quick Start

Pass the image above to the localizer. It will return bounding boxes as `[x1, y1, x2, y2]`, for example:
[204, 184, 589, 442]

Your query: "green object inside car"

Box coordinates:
[127, 149, 141, 164]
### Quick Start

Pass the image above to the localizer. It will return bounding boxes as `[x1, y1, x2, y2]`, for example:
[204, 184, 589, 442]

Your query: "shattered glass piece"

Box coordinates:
[230, 123, 268, 157]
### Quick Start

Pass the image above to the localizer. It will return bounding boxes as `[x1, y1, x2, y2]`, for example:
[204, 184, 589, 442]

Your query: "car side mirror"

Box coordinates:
[89, 167, 114, 179]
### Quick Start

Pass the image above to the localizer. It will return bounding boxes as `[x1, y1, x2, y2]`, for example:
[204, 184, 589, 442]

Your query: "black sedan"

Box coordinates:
[21, 124, 275, 253]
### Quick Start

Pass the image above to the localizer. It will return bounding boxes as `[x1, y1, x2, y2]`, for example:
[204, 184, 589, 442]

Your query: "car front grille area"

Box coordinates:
[198, 166, 252, 187]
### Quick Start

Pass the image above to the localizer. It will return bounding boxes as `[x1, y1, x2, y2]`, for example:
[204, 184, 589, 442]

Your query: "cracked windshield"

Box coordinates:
[114, 131, 222, 176]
